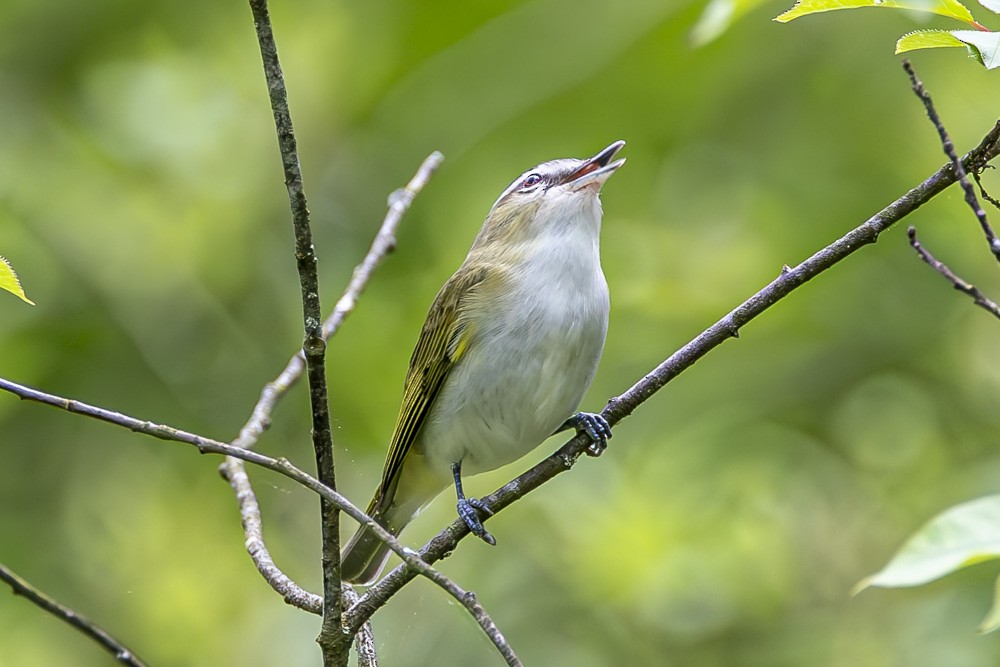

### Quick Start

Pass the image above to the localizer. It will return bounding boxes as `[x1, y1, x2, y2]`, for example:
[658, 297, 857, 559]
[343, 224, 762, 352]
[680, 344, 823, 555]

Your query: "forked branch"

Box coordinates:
[219, 151, 444, 616]
[902, 60, 1000, 319]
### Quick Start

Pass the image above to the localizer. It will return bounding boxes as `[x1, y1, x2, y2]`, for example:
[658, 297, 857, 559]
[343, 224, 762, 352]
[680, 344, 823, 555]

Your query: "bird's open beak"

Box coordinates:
[565, 140, 626, 191]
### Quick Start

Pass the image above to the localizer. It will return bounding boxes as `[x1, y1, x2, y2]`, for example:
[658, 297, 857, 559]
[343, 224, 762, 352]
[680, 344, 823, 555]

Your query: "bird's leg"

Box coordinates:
[558, 412, 613, 457]
[451, 461, 496, 546]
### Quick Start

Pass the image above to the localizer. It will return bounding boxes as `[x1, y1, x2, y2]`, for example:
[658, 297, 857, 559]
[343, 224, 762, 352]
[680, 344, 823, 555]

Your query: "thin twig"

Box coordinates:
[247, 0, 342, 653]
[0, 563, 148, 667]
[345, 120, 1000, 631]
[325, 152, 444, 339]
[972, 169, 1000, 212]
[907, 227, 1000, 319]
[0, 377, 521, 666]
[904, 60, 1000, 261]
[341, 586, 377, 667]
[902, 61, 1000, 319]
[219, 152, 443, 614]
[219, 459, 324, 613]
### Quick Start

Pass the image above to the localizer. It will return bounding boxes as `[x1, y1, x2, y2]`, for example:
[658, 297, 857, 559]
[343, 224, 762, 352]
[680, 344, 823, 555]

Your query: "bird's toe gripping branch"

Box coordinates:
[564, 411, 613, 456]
[457, 496, 496, 546]
[452, 461, 496, 546]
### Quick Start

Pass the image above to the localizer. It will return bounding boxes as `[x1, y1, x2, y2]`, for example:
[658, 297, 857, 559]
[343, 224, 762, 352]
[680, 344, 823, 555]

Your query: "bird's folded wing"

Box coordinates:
[376, 264, 496, 501]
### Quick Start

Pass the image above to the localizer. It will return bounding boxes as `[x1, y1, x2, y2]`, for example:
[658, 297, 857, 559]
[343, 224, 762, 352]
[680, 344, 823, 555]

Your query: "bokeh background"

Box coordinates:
[2, 0, 1000, 665]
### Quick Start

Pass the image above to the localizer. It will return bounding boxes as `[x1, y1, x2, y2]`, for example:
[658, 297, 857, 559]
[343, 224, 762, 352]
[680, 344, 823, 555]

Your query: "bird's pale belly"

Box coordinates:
[417, 292, 608, 478]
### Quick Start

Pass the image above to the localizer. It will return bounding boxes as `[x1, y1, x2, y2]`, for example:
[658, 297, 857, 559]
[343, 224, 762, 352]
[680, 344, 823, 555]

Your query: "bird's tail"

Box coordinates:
[342, 455, 447, 585]
[341, 492, 409, 586]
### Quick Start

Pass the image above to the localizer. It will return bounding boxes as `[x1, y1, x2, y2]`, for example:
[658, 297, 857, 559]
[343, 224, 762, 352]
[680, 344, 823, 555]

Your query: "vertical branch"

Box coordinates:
[246, 0, 343, 661]
[342, 586, 377, 667]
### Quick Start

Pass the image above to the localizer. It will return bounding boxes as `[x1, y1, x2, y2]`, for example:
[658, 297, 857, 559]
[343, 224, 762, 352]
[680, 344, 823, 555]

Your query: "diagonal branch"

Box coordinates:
[0, 563, 148, 667]
[322, 152, 444, 340]
[345, 119, 1000, 631]
[907, 226, 1000, 319]
[0, 377, 521, 666]
[246, 0, 341, 652]
[219, 151, 443, 616]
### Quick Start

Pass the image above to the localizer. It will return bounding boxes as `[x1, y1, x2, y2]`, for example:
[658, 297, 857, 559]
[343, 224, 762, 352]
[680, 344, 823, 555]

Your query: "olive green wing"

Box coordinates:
[375, 264, 494, 504]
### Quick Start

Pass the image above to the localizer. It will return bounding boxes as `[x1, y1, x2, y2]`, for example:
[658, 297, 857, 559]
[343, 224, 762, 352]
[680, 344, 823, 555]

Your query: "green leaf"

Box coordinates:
[895, 28, 1000, 67]
[978, 574, 1000, 633]
[896, 29, 969, 52]
[952, 29, 1000, 67]
[855, 495, 1000, 594]
[0, 256, 34, 306]
[691, 0, 776, 46]
[775, 0, 978, 25]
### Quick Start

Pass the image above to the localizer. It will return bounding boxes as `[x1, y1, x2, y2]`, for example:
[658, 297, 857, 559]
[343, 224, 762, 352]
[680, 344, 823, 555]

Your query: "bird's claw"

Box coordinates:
[568, 412, 613, 457]
[457, 497, 496, 546]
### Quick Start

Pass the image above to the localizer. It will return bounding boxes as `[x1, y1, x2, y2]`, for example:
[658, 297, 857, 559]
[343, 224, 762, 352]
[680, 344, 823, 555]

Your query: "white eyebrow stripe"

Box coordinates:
[494, 171, 531, 204]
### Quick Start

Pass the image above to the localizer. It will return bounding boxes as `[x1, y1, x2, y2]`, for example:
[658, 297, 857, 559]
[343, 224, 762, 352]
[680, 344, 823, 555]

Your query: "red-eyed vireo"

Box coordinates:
[342, 141, 626, 585]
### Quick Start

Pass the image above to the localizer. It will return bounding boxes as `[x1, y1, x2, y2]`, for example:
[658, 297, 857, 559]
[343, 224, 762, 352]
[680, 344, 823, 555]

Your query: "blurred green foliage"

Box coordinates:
[2, 0, 1000, 665]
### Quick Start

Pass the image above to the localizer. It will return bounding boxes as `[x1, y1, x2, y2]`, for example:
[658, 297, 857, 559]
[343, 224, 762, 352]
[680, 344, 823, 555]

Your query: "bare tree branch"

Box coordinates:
[228, 151, 444, 456]
[324, 152, 444, 339]
[903, 60, 1000, 262]
[0, 563, 148, 667]
[0, 377, 521, 666]
[907, 226, 1000, 319]
[342, 586, 377, 667]
[972, 169, 1000, 212]
[901, 61, 1000, 320]
[246, 0, 342, 656]
[220, 459, 324, 614]
[345, 119, 1000, 631]
[219, 152, 443, 616]
[0, 379, 443, 587]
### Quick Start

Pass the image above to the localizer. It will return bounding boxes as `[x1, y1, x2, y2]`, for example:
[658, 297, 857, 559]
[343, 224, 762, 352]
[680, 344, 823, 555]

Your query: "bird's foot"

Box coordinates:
[457, 497, 496, 546]
[565, 411, 613, 457]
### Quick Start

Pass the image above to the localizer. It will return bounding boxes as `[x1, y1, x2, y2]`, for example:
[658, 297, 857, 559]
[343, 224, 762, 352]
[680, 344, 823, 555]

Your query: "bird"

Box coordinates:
[341, 141, 625, 585]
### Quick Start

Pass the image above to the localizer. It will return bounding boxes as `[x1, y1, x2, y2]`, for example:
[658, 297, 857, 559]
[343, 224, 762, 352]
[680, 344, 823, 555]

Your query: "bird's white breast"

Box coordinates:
[419, 200, 610, 477]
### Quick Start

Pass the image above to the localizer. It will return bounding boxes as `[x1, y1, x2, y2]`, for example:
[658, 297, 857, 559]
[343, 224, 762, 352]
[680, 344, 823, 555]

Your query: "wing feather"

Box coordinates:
[374, 264, 495, 506]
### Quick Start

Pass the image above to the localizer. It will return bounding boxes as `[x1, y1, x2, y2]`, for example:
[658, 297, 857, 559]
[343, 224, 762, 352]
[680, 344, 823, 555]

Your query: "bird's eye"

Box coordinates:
[520, 173, 542, 189]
